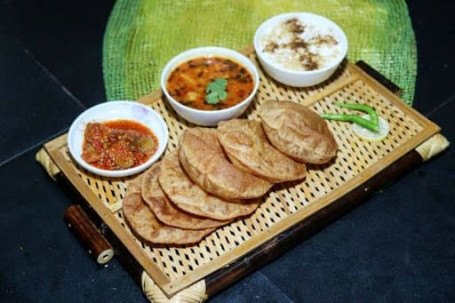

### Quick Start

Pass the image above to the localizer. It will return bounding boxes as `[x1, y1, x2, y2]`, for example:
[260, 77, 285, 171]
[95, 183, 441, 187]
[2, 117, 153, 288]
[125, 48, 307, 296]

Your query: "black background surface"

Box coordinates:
[1, 1, 454, 302]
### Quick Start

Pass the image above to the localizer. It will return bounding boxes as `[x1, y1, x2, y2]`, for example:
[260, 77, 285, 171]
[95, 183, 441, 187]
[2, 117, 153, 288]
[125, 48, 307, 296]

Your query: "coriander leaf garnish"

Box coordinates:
[205, 78, 228, 105]
[205, 92, 219, 104]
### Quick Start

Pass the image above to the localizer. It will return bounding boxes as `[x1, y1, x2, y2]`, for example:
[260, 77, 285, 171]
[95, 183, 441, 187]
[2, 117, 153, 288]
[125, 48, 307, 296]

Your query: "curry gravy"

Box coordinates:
[166, 56, 254, 111]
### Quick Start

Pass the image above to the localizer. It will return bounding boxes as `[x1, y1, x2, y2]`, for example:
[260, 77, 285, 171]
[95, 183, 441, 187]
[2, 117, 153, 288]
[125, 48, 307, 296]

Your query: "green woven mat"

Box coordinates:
[103, 0, 416, 105]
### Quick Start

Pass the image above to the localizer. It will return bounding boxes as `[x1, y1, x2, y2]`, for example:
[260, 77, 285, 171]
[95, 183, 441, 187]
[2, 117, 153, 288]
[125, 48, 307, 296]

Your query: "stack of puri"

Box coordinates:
[123, 100, 338, 245]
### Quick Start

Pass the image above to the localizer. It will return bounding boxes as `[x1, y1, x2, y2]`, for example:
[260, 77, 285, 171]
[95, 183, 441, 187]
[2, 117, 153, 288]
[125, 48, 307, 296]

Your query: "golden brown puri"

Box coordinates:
[141, 163, 229, 229]
[217, 119, 307, 183]
[122, 175, 214, 245]
[158, 151, 260, 221]
[259, 100, 338, 164]
[178, 127, 272, 200]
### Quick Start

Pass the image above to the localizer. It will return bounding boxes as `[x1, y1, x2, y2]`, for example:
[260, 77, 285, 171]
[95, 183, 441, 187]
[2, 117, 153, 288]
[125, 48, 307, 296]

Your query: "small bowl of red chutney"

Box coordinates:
[67, 101, 168, 177]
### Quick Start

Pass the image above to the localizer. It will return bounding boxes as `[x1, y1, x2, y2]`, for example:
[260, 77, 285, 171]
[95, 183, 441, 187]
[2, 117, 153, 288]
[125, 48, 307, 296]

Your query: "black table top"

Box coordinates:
[1, 1, 454, 302]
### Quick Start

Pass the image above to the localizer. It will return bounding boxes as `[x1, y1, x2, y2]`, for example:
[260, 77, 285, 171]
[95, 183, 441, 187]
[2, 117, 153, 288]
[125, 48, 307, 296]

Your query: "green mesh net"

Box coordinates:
[103, 0, 416, 105]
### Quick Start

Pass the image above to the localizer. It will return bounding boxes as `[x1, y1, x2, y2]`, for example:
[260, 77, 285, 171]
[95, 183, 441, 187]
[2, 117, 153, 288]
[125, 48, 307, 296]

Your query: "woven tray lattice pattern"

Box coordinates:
[103, 0, 417, 104]
[50, 54, 438, 296]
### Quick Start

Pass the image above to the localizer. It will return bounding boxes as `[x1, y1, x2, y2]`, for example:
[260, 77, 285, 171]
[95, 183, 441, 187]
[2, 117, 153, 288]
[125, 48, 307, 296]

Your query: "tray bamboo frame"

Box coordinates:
[43, 47, 441, 298]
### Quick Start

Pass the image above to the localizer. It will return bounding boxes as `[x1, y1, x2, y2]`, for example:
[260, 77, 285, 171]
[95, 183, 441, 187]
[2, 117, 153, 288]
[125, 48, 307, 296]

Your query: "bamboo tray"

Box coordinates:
[38, 47, 448, 301]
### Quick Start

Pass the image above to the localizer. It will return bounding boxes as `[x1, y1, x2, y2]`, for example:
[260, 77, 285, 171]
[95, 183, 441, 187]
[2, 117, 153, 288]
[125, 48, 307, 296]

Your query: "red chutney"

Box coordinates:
[166, 56, 254, 111]
[82, 120, 158, 170]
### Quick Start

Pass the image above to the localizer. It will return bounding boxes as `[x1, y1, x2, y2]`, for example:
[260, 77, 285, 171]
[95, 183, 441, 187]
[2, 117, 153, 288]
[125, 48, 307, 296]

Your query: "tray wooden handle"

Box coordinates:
[63, 204, 114, 265]
[355, 60, 402, 96]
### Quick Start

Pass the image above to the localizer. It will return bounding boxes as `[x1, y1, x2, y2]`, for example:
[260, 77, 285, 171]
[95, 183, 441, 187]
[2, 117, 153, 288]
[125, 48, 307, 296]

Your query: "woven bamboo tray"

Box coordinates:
[38, 46, 447, 301]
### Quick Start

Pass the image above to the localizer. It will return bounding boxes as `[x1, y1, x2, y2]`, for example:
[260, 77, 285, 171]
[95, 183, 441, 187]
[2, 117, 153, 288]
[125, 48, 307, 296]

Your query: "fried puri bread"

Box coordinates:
[122, 175, 213, 245]
[178, 127, 272, 200]
[259, 100, 338, 164]
[141, 163, 229, 229]
[217, 119, 307, 183]
[158, 151, 260, 221]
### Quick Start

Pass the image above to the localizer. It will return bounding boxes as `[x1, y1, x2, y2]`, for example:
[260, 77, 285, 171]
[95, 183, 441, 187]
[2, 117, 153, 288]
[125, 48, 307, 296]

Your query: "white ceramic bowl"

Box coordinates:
[67, 101, 168, 177]
[254, 12, 348, 87]
[161, 46, 259, 126]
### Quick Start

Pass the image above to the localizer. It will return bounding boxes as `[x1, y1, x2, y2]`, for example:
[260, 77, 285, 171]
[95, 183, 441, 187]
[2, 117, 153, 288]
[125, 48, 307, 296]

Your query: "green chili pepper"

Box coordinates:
[320, 114, 379, 132]
[333, 102, 379, 126]
[320, 102, 379, 132]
